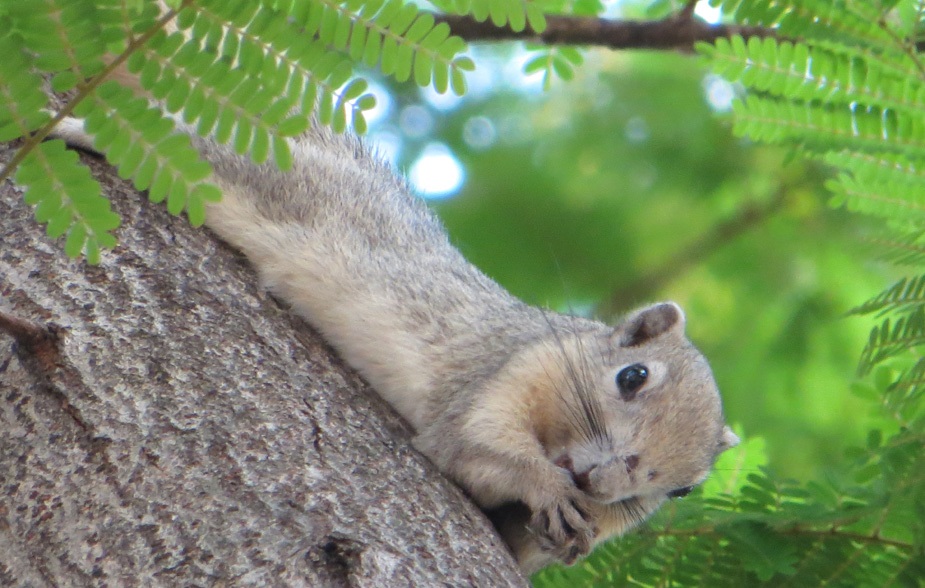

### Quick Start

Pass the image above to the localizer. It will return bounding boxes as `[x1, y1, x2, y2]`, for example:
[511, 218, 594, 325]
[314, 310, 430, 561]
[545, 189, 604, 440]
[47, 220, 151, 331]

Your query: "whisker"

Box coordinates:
[591, 331, 616, 448]
[537, 338, 595, 444]
[542, 314, 603, 446]
[611, 496, 649, 528]
[559, 315, 608, 443]
[572, 322, 609, 442]
[537, 311, 599, 445]
[542, 274, 607, 445]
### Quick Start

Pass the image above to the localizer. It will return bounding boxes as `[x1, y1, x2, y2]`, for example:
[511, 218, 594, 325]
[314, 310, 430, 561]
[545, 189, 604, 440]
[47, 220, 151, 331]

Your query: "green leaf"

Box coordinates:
[64, 224, 88, 258]
[721, 521, 798, 580]
[450, 67, 467, 95]
[166, 179, 188, 216]
[13, 139, 117, 261]
[278, 115, 309, 137]
[273, 134, 293, 171]
[414, 53, 433, 87]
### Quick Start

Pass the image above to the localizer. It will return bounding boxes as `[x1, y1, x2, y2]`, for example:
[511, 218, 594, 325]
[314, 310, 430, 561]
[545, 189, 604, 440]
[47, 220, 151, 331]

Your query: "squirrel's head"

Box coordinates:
[537, 302, 737, 507]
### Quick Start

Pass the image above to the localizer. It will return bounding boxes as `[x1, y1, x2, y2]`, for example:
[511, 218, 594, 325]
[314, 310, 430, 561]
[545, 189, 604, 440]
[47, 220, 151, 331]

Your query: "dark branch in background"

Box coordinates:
[599, 187, 789, 318]
[679, 0, 698, 21]
[438, 13, 775, 52]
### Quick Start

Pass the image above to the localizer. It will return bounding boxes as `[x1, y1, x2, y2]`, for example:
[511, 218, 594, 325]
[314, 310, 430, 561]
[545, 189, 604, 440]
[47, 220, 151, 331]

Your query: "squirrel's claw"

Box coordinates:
[529, 493, 596, 564]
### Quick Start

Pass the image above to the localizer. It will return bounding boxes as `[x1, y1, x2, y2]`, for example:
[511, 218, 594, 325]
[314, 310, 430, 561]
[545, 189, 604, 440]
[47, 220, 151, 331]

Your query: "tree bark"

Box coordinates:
[0, 141, 528, 587]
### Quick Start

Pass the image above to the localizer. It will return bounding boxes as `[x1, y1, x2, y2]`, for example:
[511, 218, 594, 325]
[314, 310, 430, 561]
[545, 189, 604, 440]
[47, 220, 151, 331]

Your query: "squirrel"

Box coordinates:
[50, 113, 739, 573]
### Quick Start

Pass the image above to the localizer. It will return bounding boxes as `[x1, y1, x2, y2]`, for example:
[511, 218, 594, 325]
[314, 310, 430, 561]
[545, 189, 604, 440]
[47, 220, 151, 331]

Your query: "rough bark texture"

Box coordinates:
[0, 141, 528, 587]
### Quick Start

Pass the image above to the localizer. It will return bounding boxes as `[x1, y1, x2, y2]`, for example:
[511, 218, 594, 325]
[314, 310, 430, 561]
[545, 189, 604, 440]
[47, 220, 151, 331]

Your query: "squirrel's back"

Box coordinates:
[199, 127, 558, 428]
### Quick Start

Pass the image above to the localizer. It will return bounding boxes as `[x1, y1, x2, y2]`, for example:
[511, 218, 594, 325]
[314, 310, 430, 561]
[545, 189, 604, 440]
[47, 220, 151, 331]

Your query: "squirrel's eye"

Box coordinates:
[668, 486, 693, 499]
[616, 364, 648, 401]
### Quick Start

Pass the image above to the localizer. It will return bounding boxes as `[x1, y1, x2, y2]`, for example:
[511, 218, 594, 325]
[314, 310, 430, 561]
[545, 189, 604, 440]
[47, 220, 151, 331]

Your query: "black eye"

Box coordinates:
[616, 364, 648, 401]
[668, 486, 693, 499]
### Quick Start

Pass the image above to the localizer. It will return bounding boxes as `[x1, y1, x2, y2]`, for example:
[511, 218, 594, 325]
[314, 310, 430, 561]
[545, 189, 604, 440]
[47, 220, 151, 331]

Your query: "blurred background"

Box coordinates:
[356, 0, 897, 482]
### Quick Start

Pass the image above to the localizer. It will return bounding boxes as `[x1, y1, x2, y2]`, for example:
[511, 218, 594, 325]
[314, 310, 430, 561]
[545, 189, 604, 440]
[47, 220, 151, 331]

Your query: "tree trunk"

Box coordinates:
[0, 141, 528, 587]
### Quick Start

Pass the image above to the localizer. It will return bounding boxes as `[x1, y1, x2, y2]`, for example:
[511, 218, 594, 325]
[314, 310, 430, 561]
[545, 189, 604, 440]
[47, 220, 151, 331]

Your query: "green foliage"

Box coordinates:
[0, 0, 477, 262]
[851, 273, 925, 317]
[713, 0, 897, 46]
[699, 0, 925, 406]
[524, 45, 584, 89]
[287, 0, 474, 95]
[14, 138, 119, 263]
[429, 0, 549, 33]
[873, 228, 925, 266]
[76, 80, 222, 226]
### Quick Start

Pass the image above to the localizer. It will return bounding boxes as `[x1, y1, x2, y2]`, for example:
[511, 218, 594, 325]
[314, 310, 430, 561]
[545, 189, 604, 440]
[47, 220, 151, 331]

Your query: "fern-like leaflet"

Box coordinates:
[296, 0, 474, 95]
[701, 1, 925, 385]
[714, 0, 896, 49]
[429, 0, 549, 34]
[524, 45, 584, 89]
[850, 274, 925, 317]
[75, 81, 222, 226]
[0, 0, 127, 261]
[0, 0, 479, 262]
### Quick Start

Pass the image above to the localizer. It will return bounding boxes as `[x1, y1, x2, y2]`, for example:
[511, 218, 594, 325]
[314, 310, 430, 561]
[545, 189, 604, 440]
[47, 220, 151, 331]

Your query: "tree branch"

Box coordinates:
[438, 13, 775, 52]
[0, 309, 61, 369]
[0, 142, 528, 586]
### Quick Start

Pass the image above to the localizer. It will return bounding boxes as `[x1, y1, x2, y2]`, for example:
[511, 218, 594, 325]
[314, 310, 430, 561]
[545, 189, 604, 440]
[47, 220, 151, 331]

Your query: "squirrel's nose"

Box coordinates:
[554, 454, 593, 492]
[572, 468, 592, 491]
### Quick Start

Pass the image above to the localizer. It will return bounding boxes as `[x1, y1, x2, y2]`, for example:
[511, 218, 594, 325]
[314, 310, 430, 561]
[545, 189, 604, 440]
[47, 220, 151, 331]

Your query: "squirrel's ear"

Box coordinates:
[718, 426, 740, 452]
[615, 302, 686, 347]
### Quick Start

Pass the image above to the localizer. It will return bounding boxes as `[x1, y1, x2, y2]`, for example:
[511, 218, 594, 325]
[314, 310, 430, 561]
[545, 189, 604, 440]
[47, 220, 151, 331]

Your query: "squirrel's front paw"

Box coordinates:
[529, 491, 597, 565]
